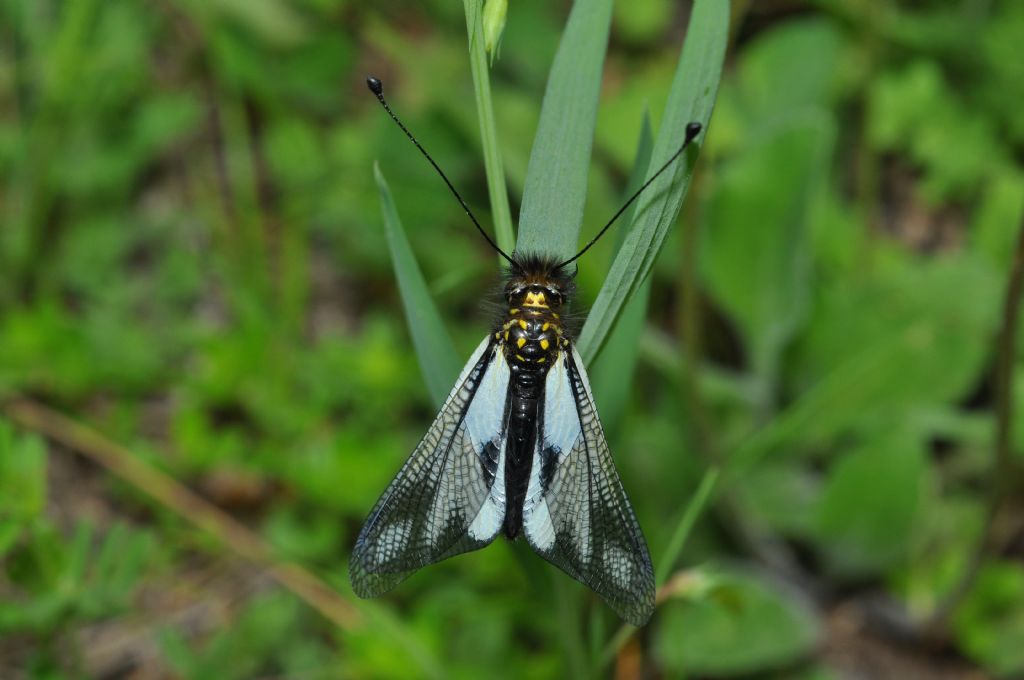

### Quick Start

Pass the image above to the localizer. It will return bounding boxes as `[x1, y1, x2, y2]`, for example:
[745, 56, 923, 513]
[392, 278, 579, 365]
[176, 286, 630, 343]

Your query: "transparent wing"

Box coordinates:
[349, 337, 510, 598]
[522, 344, 655, 625]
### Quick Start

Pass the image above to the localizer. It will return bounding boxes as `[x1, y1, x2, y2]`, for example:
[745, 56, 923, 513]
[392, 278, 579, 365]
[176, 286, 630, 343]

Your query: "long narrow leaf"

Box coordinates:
[655, 468, 721, 586]
[577, 0, 729, 363]
[611, 113, 657, 254]
[589, 114, 655, 431]
[375, 163, 461, 408]
[515, 0, 613, 259]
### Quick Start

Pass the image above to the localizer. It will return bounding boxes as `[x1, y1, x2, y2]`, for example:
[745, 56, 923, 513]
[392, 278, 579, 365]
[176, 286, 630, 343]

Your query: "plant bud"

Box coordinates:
[482, 0, 508, 65]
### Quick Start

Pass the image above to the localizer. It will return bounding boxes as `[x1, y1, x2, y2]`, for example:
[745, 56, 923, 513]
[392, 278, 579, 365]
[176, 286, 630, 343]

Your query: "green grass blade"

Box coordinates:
[375, 163, 462, 409]
[463, 0, 515, 255]
[577, 0, 729, 363]
[612, 113, 657, 253]
[515, 0, 614, 260]
[655, 467, 720, 586]
[598, 467, 721, 667]
[589, 113, 655, 431]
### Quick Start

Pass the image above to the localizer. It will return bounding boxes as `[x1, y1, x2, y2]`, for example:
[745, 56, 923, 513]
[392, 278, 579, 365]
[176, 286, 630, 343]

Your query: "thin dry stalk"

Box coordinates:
[4, 398, 362, 631]
[925, 205, 1024, 638]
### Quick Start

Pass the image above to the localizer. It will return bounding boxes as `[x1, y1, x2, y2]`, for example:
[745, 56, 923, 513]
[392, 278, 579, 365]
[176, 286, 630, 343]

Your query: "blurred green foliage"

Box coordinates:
[1, 0, 1023, 678]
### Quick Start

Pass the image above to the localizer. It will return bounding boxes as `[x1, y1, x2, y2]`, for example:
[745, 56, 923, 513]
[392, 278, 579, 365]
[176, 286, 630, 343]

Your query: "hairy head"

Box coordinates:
[503, 252, 575, 311]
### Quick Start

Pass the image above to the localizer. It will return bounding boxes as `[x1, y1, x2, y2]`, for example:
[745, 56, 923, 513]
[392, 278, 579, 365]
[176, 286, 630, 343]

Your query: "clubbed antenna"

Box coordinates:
[367, 76, 514, 265]
[557, 122, 703, 268]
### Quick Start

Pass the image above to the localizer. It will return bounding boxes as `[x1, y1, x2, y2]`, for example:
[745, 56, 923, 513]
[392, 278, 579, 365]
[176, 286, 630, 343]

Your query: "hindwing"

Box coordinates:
[522, 344, 655, 625]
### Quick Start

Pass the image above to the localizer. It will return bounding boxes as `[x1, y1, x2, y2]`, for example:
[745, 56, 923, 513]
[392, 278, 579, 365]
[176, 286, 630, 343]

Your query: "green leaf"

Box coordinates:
[954, 561, 1024, 678]
[204, 0, 309, 47]
[970, 169, 1024, 271]
[868, 59, 1007, 202]
[816, 430, 927, 576]
[734, 18, 843, 127]
[700, 116, 834, 383]
[727, 252, 1000, 479]
[589, 113, 654, 430]
[577, 0, 729, 363]
[375, 163, 461, 408]
[515, 0, 614, 259]
[653, 568, 819, 676]
[613, 0, 673, 46]
[795, 252, 999, 422]
[739, 462, 821, 538]
[0, 421, 47, 521]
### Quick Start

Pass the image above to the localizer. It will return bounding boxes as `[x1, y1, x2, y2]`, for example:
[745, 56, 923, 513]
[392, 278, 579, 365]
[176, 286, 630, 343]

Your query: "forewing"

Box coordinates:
[522, 344, 655, 625]
[350, 337, 511, 598]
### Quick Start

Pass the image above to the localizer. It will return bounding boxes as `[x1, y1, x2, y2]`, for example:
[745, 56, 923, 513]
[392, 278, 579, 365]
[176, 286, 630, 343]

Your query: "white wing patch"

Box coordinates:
[467, 439, 506, 541]
[523, 349, 591, 557]
[465, 351, 511, 542]
[422, 338, 503, 546]
[522, 449, 554, 550]
[464, 346, 510, 456]
[541, 351, 582, 457]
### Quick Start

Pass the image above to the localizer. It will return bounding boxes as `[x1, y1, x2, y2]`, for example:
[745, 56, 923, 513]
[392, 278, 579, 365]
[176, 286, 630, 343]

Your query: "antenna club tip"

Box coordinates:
[366, 76, 383, 95]
[685, 121, 702, 141]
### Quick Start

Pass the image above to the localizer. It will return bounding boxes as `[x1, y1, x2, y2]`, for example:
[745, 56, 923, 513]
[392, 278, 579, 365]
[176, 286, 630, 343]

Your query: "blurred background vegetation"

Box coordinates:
[2, 0, 1024, 678]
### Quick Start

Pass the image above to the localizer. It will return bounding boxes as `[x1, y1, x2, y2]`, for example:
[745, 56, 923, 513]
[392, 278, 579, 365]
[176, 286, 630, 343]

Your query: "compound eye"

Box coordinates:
[546, 287, 562, 306]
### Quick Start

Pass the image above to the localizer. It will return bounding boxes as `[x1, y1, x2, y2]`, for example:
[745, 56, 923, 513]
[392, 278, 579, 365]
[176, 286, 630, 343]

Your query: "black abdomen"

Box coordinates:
[503, 370, 542, 539]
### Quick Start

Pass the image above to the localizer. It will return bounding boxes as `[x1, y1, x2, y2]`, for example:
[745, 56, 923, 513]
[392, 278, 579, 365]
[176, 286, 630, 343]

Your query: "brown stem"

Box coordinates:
[3, 398, 362, 631]
[925, 203, 1024, 639]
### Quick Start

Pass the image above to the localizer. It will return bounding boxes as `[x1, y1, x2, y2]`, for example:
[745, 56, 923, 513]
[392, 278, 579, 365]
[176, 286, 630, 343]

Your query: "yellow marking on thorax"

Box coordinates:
[518, 319, 528, 330]
[516, 337, 526, 348]
[523, 291, 548, 308]
[540, 339, 550, 351]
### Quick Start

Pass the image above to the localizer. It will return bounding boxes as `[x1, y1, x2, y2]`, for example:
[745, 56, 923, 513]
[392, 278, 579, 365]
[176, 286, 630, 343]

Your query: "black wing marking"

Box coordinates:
[521, 344, 655, 625]
[349, 337, 511, 598]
